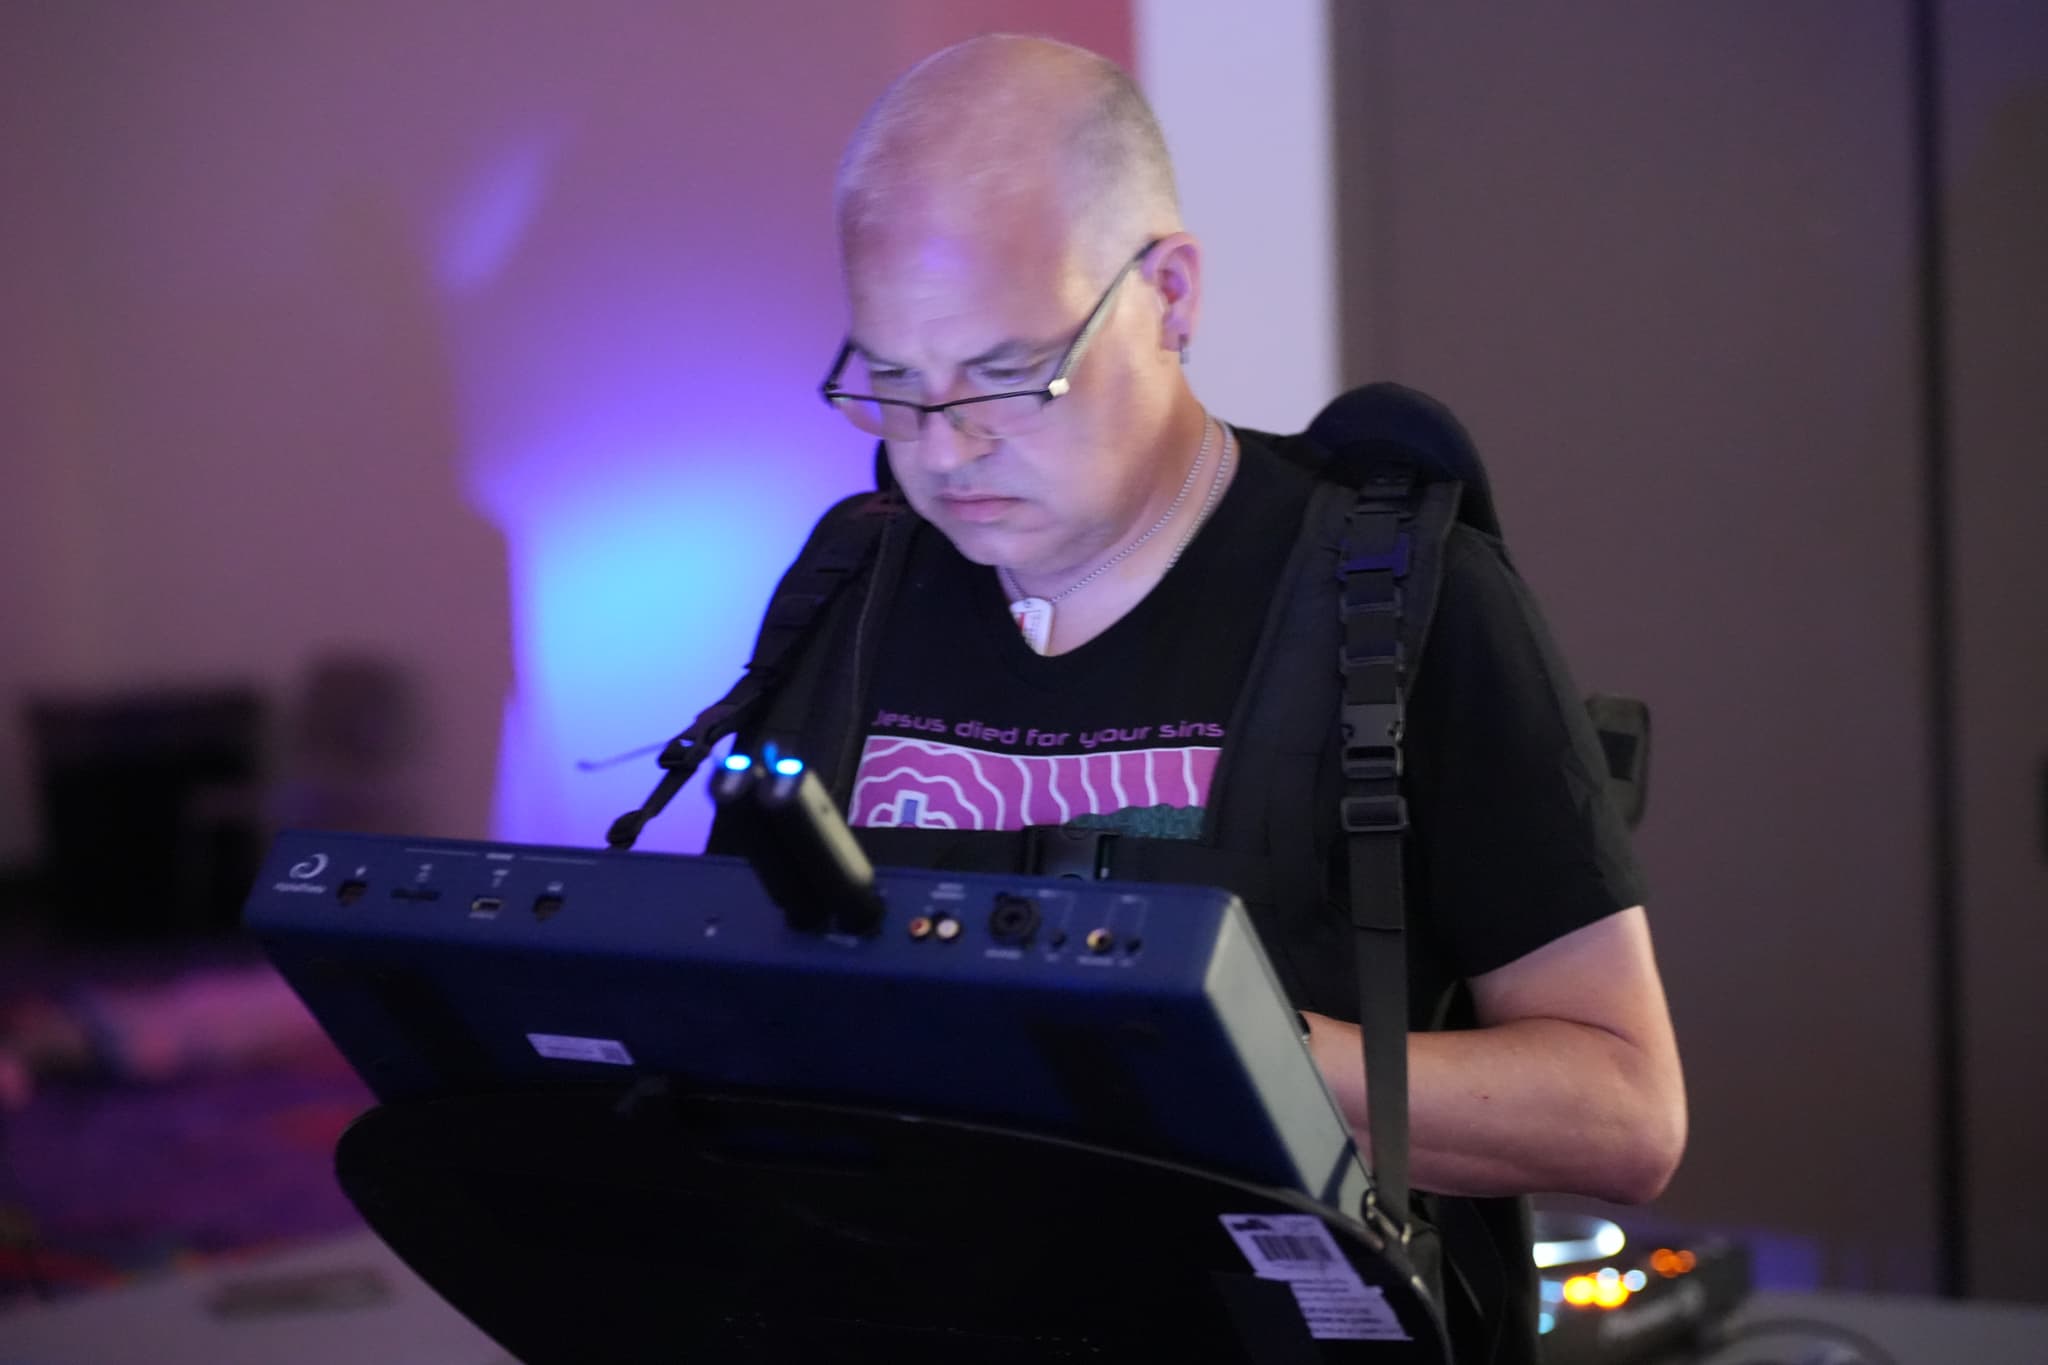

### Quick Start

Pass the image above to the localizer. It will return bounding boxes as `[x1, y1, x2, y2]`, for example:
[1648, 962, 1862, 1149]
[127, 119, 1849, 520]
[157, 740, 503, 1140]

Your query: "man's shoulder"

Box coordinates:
[807, 487, 908, 534]
[1431, 519, 1534, 639]
[1223, 422, 1321, 487]
[1212, 423, 1334, 546]
[779, 488, 922, 575]
[1227, 420, 1489, 517]
[1225, 421, 1511, 585]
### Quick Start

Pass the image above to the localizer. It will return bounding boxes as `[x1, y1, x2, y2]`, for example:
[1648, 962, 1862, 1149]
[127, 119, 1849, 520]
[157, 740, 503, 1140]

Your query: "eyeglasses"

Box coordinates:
[819, 239, 1163, 441]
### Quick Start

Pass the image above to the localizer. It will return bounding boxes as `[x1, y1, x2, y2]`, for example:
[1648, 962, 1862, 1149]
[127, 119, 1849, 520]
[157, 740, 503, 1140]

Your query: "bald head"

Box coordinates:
[836, 35, 1181, 280]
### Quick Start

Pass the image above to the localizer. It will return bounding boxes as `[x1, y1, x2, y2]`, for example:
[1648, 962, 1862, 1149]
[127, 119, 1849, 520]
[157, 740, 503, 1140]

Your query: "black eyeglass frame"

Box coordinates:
[818, 238, 1166, 439]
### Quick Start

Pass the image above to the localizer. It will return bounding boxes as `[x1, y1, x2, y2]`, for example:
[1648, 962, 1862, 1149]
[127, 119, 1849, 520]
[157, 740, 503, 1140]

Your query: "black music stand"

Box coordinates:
[336, 1081, 1450, 1364]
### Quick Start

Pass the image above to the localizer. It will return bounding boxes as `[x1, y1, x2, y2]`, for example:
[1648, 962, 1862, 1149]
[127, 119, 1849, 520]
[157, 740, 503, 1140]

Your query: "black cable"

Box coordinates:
[574, 738, 666, 772]
[1906, 0, 1967, 1301]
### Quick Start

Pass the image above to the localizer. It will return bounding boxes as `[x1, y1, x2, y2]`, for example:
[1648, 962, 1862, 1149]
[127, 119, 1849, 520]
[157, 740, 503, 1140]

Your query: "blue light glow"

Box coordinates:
[774, 757, 803, 777]
[437, 131, 562, 294]
[724, 754, 753, 772]
[478, 436, 860, 854]
[1538, 1312, 1555, 1336]
[439, 121, 870, 856]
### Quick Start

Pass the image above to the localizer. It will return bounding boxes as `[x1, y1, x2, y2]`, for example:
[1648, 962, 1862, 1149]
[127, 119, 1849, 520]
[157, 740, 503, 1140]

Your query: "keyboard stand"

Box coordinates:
[335, 1082, 1450, 1363]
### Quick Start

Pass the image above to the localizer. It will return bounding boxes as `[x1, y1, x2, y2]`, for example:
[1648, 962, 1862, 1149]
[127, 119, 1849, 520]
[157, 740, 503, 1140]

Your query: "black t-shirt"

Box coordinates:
[848, 429, 1300, 843]
[850, 427, 1645, 1365]
[853, 427, 1643, 1003]
[1391, 519, 1648, 992]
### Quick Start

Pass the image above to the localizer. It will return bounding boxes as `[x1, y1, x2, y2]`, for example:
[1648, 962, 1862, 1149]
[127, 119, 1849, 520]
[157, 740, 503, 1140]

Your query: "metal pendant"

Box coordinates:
[1008, 596, 1053, 655]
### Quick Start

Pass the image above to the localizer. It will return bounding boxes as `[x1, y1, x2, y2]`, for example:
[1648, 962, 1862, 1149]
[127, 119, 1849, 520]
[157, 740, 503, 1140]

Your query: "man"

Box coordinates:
[719, 33, 1685, 1363]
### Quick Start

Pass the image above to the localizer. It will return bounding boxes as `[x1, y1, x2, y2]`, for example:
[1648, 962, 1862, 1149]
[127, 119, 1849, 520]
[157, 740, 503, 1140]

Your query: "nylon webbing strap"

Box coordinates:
[604, 681, 766, 850]
[1337, 462, 1418, 1236]
[606, 493, 896, 849]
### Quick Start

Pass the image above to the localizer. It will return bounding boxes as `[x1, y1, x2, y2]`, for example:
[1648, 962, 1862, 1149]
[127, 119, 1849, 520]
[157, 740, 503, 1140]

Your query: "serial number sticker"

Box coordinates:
[527, 1033, 634, 1066]
[1221, 1213, 1411, 1342]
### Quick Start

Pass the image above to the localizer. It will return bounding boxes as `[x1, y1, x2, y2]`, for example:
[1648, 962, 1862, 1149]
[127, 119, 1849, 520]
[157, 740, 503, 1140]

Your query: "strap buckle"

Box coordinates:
[1341, 702, 1405, 782]
[1337, 531, 1412, 579]
[1341, 792, 1408, 834]
[1024, 826, 1118, 881]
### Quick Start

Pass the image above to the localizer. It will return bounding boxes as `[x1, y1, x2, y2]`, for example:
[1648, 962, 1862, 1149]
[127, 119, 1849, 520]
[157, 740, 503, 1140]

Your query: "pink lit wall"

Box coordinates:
[0, 1, 1130, 862]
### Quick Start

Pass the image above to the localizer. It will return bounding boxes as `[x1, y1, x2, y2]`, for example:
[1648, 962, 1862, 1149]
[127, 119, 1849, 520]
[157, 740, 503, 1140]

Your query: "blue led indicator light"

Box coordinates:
[723, 754, 752, 772]
[773, 758, 804, 777]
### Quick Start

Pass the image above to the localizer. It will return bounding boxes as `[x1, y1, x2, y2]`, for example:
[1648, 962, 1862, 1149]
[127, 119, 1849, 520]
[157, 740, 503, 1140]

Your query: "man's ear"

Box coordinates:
[1144, 232, 1202, 356]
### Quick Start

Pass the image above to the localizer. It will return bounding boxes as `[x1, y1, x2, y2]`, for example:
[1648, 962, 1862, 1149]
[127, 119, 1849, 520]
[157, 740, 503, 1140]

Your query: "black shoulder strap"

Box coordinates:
[1333, 453, 1462, 1242]
[606, 490, 902, 849]
[750, 493, 900, 664]
[1287, 381, 1478, 1247]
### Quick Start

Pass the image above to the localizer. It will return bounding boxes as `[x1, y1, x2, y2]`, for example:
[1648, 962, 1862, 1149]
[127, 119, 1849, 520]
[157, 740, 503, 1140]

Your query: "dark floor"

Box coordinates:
[0, 927, 373, 1309]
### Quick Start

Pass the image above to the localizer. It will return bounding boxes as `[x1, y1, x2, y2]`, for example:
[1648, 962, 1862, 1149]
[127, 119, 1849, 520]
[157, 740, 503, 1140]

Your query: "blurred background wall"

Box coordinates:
[1, 0, 2041, 1312]
[1324, 0, 2047, 1306]
[0, 0, 1130, 874]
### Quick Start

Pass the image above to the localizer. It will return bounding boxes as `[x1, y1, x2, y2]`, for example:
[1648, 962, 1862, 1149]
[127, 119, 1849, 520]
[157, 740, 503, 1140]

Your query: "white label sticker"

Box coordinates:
[527, 1033, 634, 1066]
[1221, 1214, 1411, 1342]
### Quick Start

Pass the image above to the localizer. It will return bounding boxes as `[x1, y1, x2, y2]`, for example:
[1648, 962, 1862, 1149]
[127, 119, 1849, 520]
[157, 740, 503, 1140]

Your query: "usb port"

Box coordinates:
[470, 896, 503, 917]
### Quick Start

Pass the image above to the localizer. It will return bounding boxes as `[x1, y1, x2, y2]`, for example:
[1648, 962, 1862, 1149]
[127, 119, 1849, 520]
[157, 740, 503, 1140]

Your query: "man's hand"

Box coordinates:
[1303, 906, 1685, 1204]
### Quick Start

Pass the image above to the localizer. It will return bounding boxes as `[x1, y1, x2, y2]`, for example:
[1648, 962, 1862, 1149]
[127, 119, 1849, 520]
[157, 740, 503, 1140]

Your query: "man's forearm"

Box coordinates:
[1304, 1012, 1686, 1205]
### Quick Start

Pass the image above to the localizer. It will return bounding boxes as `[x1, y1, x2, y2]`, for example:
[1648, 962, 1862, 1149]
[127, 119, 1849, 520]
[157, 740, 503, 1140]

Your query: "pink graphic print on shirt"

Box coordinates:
[850, 736, 1221, 831]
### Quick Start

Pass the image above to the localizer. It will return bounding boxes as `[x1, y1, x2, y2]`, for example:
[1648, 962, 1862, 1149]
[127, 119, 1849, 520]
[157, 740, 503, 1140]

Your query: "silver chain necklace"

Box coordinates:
[1001, 416, 1222, 654]
[1163, 424, 1233, 574]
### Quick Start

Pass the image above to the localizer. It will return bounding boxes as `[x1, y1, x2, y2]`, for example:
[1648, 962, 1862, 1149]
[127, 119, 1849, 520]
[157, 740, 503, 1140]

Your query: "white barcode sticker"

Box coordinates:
[1221, 1213, 1411, 1342]
[527, 1033, 635, 1066]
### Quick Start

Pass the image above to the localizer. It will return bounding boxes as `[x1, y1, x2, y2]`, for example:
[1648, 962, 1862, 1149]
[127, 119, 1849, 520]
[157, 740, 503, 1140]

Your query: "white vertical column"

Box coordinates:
[1135, 0, 1339, 433]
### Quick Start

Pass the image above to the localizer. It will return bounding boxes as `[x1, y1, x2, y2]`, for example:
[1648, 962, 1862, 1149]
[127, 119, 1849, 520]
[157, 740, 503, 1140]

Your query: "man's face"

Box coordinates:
[843, 205, 1176, 582]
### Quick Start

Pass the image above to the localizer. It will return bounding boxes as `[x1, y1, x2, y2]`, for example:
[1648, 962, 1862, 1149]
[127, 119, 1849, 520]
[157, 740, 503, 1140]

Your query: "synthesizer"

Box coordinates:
[246, 828, 1370, 1211]
[246, 824, 1460, 1362]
